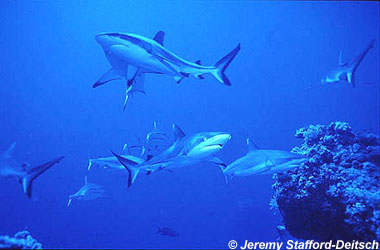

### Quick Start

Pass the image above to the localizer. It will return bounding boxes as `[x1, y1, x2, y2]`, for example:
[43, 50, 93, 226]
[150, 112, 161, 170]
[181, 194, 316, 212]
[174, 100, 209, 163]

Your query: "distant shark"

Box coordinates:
[112, 124, 231, 187]
[0, 142, 64, 198]
[93, 31, 241, 109]
[87, 121, 168, 172]
[67, 176, 105, 207]
[219, 139, 307, 184]
[321, 39, 376, 87]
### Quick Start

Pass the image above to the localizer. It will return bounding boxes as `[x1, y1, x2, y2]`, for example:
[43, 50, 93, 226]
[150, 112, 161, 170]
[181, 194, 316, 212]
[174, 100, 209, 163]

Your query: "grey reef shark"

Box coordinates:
[67, 176, 105, 207]
[219, 138, 308, 185]
[93, 31, 241, 109]
[112, 124, 231, 187]
[321, 39, 376, 87]
[0, 142, 64, 198]
[87, 121, 168, 172]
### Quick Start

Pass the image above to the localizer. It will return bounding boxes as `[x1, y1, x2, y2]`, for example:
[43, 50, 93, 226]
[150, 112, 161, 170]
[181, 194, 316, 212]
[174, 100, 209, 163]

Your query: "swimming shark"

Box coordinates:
[67, 176, 105, 207]
[87, 153, 144, 172]
[112, 124, 231, 187]
[219, 139, 307, 184]
[87, 122, 168, 172]
[321, 39, 376, 87]
[0, 142, 64, 198]
[93, 31, 241, 109]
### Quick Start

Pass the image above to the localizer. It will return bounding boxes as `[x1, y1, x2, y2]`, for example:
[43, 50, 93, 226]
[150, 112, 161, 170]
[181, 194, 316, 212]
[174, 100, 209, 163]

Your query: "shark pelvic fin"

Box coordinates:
[172, 124, 186, 140]
[212, 43, 241, 86]
[153, 31, 165, 46]
[93, 68, 123, 88]
[111, 151, 140, 188]
[22, 156, 65, 198]
[124, 69, 146, 110]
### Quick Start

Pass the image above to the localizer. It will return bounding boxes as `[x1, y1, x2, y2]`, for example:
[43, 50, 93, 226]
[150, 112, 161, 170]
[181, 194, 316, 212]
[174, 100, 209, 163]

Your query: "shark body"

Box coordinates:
[94, 31, 240, 108]
[0, 142, 64, 198]
[87, 122, 169, 172]
[112, 124, 231, 187]
[67, 176, 105, 207]
[220, 139, 307, 184]
[321, 39, 376, 87]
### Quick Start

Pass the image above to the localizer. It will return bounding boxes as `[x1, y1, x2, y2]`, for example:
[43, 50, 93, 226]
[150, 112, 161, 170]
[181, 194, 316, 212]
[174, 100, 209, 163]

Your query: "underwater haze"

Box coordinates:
[0, 1, 379, 249]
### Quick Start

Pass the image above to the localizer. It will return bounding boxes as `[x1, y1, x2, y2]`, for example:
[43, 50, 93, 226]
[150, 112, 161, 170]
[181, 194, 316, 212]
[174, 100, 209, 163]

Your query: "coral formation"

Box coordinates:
[272, 122, 379, 242]
[0, 231, 42, 249]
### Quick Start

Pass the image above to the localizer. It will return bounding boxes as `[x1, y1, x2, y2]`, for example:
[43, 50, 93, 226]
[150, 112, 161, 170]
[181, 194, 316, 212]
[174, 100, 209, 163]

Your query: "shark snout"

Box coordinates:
[187, 133, 231, 158]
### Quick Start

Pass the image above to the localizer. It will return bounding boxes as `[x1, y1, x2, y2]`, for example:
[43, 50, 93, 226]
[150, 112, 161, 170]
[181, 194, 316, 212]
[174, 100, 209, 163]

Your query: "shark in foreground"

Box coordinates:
[0, 143, 64, 198]
[321, 39, 376, 87]
[219, 139, 308, 184]
[67, 176, 105, 207]
[112, 124, 231, 187]
[93, 31, 241, 109]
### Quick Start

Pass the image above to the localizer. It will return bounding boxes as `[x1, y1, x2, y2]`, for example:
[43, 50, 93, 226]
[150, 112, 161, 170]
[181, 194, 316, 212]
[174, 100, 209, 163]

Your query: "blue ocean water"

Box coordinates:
[0, 1, 378, 249]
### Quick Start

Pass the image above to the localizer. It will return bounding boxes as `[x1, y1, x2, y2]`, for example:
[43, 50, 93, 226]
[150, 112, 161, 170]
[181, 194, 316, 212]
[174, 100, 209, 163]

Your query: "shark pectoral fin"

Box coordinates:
[67, 199, 72, 207]
[347, 72, 355, 87]
[23, 156, 65, 198]
[124, 72, 146, 110]
[153, 31, 165, 46]
[93, 68, 123, 88]
[209, 157, 227, 169]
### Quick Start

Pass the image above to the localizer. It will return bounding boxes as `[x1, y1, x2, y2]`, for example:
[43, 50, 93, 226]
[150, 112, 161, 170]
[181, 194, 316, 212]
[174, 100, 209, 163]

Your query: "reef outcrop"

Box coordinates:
[0, 231, 42, 249]
[272, 122, 379, 241]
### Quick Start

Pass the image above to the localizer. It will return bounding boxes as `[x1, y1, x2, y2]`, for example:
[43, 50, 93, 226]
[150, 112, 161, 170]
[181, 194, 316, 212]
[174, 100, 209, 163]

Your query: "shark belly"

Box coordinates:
[108, 45, 179, 76]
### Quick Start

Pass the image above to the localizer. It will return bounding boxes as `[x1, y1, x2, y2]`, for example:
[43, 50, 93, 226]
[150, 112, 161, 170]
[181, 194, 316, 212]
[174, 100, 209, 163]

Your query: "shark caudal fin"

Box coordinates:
[349, 39, 376, 88]
[111, 151, 140, 188]
[22, 156, 65, 198]
[212, 43, 241, 86]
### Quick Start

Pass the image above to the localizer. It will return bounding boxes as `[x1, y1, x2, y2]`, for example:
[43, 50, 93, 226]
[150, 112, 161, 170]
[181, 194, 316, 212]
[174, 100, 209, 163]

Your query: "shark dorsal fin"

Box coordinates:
[338, 51, 347, 66]
[3, 142, 16, 159]
[247, 138, 259, 151]
[153, 31, 165, 46]
[172, 124, 186, 140]
[195, 60, 202, 65]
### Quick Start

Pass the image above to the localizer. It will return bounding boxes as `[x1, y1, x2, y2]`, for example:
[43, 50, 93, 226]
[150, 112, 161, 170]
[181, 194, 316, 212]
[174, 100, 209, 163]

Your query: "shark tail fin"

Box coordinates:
[212, 43, 241, 86]
[111, 151, 140, 188]
[22, 156, 65, 198]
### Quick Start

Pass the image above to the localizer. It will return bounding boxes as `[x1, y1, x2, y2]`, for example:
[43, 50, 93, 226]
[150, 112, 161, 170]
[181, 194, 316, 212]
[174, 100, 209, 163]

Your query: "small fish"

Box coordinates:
[67, 176, 105, 207]
[156, 226, 179, 237]
[0, 142, 64, 198]
[93, 31, 240, 108]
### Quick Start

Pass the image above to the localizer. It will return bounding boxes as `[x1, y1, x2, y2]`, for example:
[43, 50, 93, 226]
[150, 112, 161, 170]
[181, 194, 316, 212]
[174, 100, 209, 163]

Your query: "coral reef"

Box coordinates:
[0, 231, 42, 249]
[272, 122, 379, 242]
